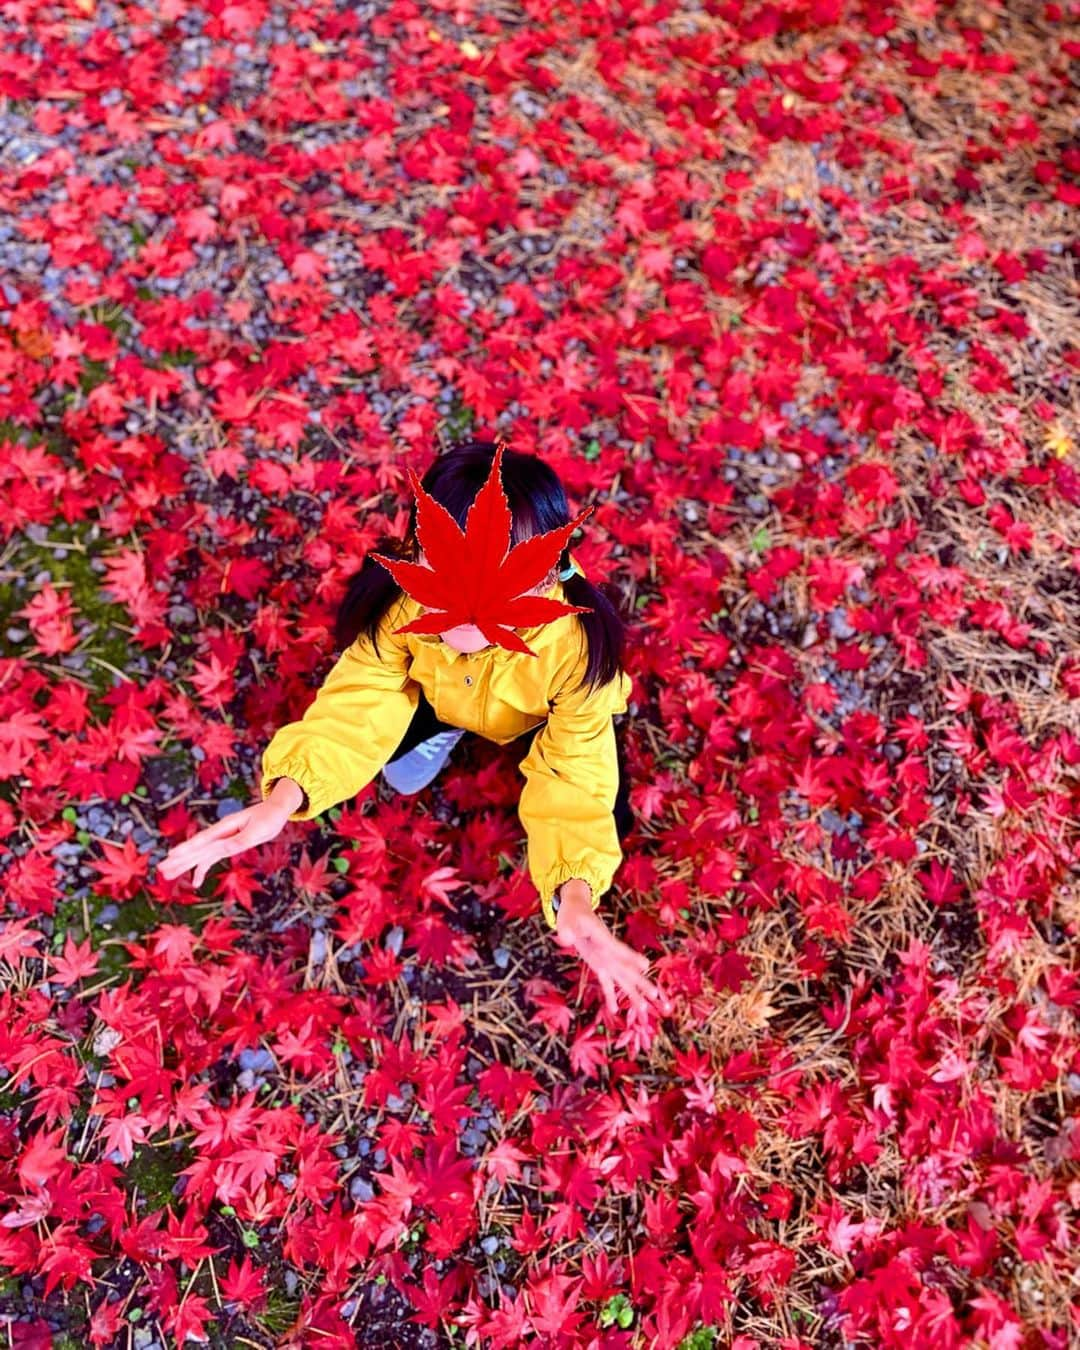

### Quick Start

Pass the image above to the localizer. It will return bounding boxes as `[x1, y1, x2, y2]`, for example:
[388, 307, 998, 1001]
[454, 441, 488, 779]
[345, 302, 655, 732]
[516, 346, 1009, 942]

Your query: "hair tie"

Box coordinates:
[558, 560, 578, 581]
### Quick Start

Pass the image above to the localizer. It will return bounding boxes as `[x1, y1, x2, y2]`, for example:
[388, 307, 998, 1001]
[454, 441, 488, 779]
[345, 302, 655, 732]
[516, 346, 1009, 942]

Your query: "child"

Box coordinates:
[159, 440, 670, 1018]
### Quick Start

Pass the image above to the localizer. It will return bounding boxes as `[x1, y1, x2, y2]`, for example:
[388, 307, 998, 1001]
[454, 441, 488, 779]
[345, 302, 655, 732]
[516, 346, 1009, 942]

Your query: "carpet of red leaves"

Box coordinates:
[0, 0, 1079, 1346]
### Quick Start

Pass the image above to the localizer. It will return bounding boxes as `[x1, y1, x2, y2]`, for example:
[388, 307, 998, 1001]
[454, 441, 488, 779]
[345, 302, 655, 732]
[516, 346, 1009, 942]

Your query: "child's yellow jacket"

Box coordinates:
[259, 555, 633, 930]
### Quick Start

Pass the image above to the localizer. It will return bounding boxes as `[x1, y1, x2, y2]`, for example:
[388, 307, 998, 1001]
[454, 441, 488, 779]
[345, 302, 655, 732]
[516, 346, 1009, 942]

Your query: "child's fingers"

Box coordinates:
[159, 818, 248, 874]
[180, 815, 248, 851]
[597, 971, 619, 1015]
[621, 965, 671, 1015]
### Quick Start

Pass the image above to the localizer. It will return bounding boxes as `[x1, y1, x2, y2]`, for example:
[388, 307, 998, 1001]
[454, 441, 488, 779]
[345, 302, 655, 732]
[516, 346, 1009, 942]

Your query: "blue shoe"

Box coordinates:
[381, 728, 466, 795]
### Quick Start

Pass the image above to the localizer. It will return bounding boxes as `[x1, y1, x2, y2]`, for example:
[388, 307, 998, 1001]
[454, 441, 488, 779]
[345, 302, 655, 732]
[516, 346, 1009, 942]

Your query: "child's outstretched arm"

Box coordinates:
[159, 599, 418, 887]
[258, 598, 419, 821]
[518, 650, 670, 1017]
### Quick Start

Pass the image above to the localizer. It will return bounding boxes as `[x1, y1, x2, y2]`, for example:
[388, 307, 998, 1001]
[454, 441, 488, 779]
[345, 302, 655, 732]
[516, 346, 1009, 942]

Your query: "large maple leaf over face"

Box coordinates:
[369, 441, 596, 657]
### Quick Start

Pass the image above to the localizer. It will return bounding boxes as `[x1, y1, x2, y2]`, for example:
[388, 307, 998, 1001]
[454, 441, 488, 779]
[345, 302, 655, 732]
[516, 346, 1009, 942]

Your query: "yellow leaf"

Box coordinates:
[460, 39, 481, 58]
[15, 328, 52, 358]
[1046, 424, 1072, 459]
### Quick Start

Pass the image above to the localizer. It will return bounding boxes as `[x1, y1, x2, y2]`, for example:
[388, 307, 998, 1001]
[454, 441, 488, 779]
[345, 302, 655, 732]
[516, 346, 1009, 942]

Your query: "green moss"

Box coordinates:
[0, 517, 140, 703]
[442, 394, 475, 442]
[51, 888, 215, 986]
[258, 1284, 304, 1337]
[88, 299, 134, 338]
[678, 1329, 720, 1350]
[78, 360, 114, 394]
[127, 1138, 193, 1209]
[0, 1083, 29, 1115]
[0, 418, 31, 446]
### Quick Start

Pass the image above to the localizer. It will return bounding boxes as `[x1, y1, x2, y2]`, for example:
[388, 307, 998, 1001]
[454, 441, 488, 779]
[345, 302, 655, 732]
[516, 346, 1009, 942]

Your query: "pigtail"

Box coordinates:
[332, 531, 413, 657]
[557, 548, 628, 700]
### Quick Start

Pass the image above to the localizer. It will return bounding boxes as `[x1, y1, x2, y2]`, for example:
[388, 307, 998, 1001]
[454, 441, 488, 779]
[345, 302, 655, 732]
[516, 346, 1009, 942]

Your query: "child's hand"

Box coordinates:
[158, 797, 291, 887]
[553, 883, 673, 1018]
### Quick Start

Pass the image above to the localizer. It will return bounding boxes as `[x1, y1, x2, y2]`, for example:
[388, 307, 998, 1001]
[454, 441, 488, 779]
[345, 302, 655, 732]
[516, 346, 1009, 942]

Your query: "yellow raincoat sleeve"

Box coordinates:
[517, 643, 633, 931]
[259, 596, 420, 822]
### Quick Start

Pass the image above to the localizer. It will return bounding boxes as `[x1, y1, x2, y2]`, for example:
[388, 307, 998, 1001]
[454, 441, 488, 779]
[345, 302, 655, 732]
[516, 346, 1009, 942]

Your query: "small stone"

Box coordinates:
[238, 1048, 275, 1072]
[828, 609, 856, 640]
[350, 1176, 374, 1203]
[93, 1026, 123, 1057]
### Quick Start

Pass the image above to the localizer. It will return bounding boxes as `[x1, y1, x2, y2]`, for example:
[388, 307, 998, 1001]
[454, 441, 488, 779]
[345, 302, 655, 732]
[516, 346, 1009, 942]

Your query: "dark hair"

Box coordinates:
[333, 440, 627, 700]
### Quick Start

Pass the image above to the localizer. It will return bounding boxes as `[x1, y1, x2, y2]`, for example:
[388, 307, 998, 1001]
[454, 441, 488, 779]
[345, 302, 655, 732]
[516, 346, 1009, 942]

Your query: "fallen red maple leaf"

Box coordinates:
[90, 836, 150, 901]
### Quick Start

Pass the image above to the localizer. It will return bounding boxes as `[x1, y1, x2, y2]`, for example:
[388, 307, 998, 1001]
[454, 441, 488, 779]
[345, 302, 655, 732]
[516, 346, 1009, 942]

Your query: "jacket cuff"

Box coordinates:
[539, 862, 608, 932]
[260, 759, 324, 821]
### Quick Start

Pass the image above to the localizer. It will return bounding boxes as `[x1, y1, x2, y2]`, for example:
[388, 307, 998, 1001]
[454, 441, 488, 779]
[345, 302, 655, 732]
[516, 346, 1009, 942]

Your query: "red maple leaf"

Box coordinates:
[526, 1269, 586, 1340]
[406, 1263, 466, 1329]
[1, 1191, 51, 1229]
[37, 1222, 95, 1294]
[918, 858, 965, 907]
[569, 1024, 609, 1080]
[419, 999, 466, 1040]
[17, 1128, 67, 1190]
[478, 1139, 531, 1187]
[218, 1146, 279, 1195]
[220, 1253, 267, 1311]
[89, 1300, 123, 1347]
[419, 865, 465, 907]
[0, 920, 44, 966]
[99, 1111, 150, 1164]
[523, 978, 573, 1037]
[371, 1154, 420, 1214]
[49, 933, 100, 986]
[162, 1290, 213, 1346]
[369, 441, 595, 656]
[293, 847, 332, 899]
[91, 836, 150, 901]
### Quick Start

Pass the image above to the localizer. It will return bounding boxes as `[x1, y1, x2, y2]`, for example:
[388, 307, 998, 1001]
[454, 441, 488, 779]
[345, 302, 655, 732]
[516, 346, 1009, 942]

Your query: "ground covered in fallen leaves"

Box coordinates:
[0, 0, 1078, 1346]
